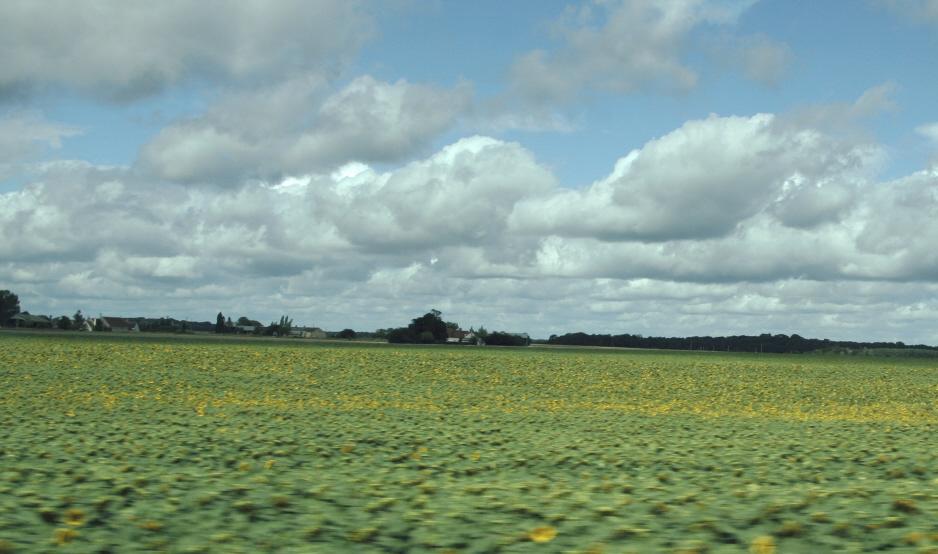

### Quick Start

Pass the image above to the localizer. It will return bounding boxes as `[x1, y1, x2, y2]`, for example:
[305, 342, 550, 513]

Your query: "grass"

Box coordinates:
[1, 332, 937, 552]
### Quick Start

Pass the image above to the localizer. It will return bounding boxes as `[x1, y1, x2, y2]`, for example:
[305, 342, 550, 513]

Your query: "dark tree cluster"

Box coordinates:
[237, 316, 262, 328]
[484, 332, 530, 346]
[386, 310, 452, 344]
[0, 290, 20, 327]
[139, 318, 190, 333]
[264, 315, 293, 336]
[547, 332, 936, 354]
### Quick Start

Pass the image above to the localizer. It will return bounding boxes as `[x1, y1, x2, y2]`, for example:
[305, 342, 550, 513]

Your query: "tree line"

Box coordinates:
[383, 310, 530, 346]
[11, 286, 930, 353]
[214, 312, 295, 336]
[547, 332, 937, 354]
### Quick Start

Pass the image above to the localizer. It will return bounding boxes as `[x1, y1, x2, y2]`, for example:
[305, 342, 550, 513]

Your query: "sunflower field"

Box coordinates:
[1, 333, 938, 553]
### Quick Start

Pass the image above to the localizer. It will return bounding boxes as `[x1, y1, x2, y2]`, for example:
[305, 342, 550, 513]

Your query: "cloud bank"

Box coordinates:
[0, 0, 372, 101]
[138, 76, 473, 184]
[3, 110, 938, 342]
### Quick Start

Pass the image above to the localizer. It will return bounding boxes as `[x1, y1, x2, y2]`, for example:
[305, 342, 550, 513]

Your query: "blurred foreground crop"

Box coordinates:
[1, 333, 937, 552]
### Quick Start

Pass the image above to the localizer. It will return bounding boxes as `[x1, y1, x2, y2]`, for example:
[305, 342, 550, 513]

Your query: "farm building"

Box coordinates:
[292, 327, 327, 339]
[446, 328, 468, 343]
[101, 317, 140, 332]
[10, 313, 53, 328]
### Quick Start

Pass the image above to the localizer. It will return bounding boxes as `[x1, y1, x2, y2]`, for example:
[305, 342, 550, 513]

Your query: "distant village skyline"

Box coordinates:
[5, 296, 936, 353]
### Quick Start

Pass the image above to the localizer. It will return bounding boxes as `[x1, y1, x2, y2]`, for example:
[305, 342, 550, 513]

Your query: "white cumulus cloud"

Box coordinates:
[139, 76, 472, 185]
[510, 113, 877, 241]
[0, 0, 372, 101]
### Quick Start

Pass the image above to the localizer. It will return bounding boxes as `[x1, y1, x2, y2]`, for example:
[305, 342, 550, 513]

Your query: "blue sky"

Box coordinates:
[15, 1, 938, 187]
[2, 1, 938, 342]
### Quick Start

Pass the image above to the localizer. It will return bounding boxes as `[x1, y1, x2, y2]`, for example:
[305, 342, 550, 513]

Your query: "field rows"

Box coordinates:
[2, 334, 938, 552]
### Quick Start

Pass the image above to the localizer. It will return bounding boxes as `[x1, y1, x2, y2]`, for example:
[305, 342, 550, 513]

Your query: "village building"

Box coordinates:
[10, 313, 53, 328]
[446, 328, 468, 343]
[291, 327, 327, 339]
[100, 317, 140, 332]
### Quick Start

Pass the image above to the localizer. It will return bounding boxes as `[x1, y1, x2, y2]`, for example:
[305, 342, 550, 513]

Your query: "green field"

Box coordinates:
[2, 333, 938, 553]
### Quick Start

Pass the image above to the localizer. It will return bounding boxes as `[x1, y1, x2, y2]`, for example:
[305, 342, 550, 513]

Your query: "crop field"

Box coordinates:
[2, 333, 938, 553]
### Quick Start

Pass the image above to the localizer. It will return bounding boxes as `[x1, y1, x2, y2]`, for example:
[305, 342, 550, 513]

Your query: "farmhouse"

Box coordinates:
[101, 317, 140, 332]
[446, 328, 468, 343]
[11, 313, 52, 328]
[292, 327, 327, 339]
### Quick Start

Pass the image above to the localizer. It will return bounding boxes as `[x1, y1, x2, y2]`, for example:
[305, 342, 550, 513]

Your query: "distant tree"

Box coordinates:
[236, 316, 262, 327]
[0, 290, 20, 326]
[94, 318, 107, 332]
[72, 310, 85, 330]
[485, 332, 530, 346]
[226, 316, 233, 330]
[411, 311, 448, 342]
[56, 315, 71, 330]
[215, 312, 225, 334]
[265, 315, 294, 337]
[386, 310, 451, 344]
[542, 331, 933, 354]
[385, 327, 414, 343]
[337, 328, 357, 340]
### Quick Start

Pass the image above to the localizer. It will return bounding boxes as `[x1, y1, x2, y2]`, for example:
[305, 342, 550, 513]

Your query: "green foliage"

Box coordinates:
[549, 331, 936, 354]
[55, 315, 71, 330]
[337, 328, 357, 340]
[387, 310, 450, 343]
[3, 335, 938, 551]
[0, 289, 20, 326]
[236, 316, 262, 327]
[215, 312, 226, 334]
[72, 310, 85, 330]
[264, 315, 293, 336]
[484, 331, 530, 346]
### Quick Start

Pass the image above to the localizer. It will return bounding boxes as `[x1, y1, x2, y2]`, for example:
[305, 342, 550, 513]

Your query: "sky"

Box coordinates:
[2, 0, 938, 343]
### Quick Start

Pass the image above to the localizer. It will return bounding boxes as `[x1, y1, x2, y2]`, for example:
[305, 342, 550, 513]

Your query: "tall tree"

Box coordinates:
[215, 312, 225, 334]
[72, 310, 85, 330]
[0, 290, 20, 326]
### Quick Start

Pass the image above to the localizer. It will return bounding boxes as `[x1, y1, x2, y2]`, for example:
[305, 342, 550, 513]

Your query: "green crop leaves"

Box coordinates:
[1, 334, 937, 551]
